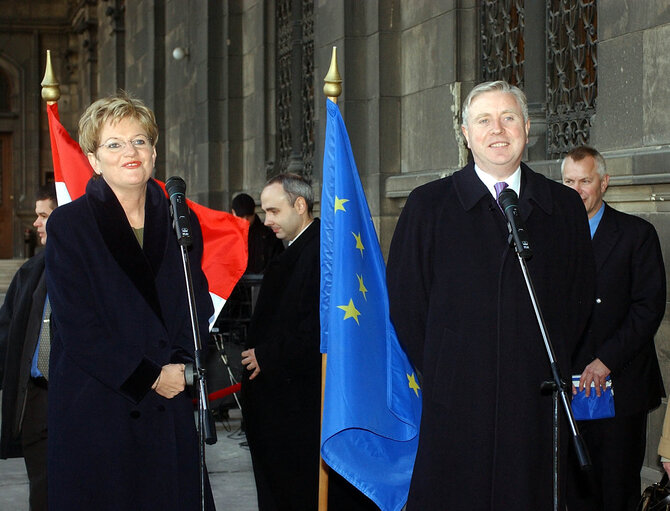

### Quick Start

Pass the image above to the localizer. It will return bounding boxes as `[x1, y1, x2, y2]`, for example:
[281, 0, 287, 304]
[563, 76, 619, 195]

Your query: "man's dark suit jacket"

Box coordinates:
[0, 251, 46, 459]
[573, 203, 666, 415]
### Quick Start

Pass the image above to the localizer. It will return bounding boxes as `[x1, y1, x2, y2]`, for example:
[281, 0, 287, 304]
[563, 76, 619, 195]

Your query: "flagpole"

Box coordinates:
[319, 46, 342, 511]
[41, 50, 61, 104]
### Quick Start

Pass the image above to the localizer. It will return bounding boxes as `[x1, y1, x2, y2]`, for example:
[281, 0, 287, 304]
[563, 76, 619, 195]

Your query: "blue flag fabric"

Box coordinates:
[320, 99, 422, 511]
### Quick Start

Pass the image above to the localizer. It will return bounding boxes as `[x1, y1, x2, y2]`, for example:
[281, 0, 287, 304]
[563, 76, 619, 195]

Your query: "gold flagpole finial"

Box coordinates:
[41, 50, 61, 104]
[323, 46, 342, 104]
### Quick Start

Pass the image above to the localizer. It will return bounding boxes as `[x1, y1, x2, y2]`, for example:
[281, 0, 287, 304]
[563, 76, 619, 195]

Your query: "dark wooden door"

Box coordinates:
[0, 133, 13, 258]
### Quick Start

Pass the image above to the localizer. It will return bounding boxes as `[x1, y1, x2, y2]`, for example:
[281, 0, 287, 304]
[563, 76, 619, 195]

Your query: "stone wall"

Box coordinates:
[0, 0, 72, 256]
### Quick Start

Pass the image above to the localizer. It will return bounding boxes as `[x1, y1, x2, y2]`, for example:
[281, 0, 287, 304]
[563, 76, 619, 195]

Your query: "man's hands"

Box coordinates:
[241, 348, 261, 380]
[152, 363, 186, 398]
[572, 358, 611, 397]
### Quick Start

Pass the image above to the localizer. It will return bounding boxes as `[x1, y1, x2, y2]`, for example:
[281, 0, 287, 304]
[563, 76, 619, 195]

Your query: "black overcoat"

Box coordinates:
[387, 162, 595, 510]
[45, 177, 214, 510]
[241, 219, 323, 508]
[0, 251, 46, 459]
[573, 203, 666, 415]
[240, 219, 376, 511]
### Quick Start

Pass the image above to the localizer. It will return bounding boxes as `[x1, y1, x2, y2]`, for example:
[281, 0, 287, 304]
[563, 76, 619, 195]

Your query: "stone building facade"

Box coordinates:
[1, 0, 669, 477]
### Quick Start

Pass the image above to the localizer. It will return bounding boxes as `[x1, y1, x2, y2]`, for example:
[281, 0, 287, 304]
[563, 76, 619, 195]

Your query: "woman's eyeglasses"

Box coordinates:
[98, 135, 152, 153]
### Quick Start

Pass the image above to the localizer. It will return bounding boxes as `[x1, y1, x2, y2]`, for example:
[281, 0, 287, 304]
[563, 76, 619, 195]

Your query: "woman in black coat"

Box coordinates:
[45, 91, 214, 510]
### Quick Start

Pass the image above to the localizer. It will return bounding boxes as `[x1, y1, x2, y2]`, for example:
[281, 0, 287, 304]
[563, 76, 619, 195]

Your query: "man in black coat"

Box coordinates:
[240, 173, 375, 511]
[387, 81, 595, 510]
[562, 146, 666, 511]
[0, 183, 57, 511]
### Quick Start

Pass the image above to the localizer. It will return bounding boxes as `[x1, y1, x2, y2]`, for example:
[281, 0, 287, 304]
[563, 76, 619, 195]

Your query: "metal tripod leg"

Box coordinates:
[213, 333, 242, 412]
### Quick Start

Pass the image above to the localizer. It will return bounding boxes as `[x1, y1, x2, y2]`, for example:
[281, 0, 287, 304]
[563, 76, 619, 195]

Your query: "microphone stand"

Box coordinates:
[506, 232, 591, 511]
[172, 211, 218, 511]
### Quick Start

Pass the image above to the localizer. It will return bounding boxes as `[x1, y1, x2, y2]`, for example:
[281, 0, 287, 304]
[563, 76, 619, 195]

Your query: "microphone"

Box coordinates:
[498, 188, 532, 259]
[166, 176, 193, 247]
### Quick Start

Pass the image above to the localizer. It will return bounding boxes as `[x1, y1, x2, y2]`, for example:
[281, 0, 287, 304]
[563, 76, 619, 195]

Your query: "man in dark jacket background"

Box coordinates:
[231, 192, 284, 275]
[240, 173, 375, 510]
[0, 183, 57, 511]
[387, 81, 595, 510]
[240, 173, 320, 510]
[563, 146, 666, 511]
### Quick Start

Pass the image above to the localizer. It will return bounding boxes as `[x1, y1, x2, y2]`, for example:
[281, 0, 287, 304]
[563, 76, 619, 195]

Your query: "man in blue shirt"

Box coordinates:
[562, 146, 666, 511]
[0, 183, 57, 511]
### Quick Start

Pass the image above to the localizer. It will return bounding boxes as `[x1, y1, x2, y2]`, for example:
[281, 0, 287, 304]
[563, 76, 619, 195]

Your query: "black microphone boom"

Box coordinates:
[498, 186, 592, 500]
[166, 176, 218, 508]
[498, 188, 532, 259]
[166, 176, 193, 247]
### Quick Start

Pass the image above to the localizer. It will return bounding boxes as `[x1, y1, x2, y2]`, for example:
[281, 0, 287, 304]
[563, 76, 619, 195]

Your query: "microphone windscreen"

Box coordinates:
[498, 187, 519, 210]
[166, 176, 186, 196]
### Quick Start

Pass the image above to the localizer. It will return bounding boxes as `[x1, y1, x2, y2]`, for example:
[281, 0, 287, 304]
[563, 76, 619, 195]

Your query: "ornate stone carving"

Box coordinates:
[276, 0, 292, 176]
[480, 0, 597, 159]
[275, 0, 314, 179]
[480, 0, 525, 87]
[546, 0, 597, 158]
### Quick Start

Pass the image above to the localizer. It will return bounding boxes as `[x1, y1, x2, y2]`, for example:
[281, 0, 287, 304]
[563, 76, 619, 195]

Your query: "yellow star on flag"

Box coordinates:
[356, 274, 368, 301]
[334, 196, 349, 213]
[352, 232, 364, 257]
[337, 298, 361, 325]
[407, 373, 420, 397]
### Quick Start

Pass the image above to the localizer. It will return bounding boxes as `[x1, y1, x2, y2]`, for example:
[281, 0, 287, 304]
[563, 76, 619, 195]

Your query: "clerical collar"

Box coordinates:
[475, 164, 522, 199]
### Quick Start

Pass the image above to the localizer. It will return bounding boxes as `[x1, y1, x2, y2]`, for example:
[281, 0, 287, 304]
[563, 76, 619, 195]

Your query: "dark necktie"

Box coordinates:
[37, 296, 51, 380]
[494, 181, 509, 213]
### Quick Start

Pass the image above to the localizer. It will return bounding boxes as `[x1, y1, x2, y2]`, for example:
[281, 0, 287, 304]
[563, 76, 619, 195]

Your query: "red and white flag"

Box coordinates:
[46, 102, 248, 326]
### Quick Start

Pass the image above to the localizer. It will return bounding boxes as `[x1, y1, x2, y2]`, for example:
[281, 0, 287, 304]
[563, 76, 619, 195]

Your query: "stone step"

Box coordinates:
[0, 259, 28, 298]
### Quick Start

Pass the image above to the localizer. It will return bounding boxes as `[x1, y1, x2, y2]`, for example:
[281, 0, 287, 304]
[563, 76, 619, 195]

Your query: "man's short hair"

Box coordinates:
[462, 80, 528, 128]
[232, 193, 256, 217]
[561, 146, 607, 177]
[265, 173, 314, 214]
[37, 182, 57, 207]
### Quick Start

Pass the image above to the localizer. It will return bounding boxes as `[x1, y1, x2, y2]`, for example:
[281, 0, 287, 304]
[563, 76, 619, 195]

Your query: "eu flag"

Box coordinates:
[320, 99, 422, 511]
